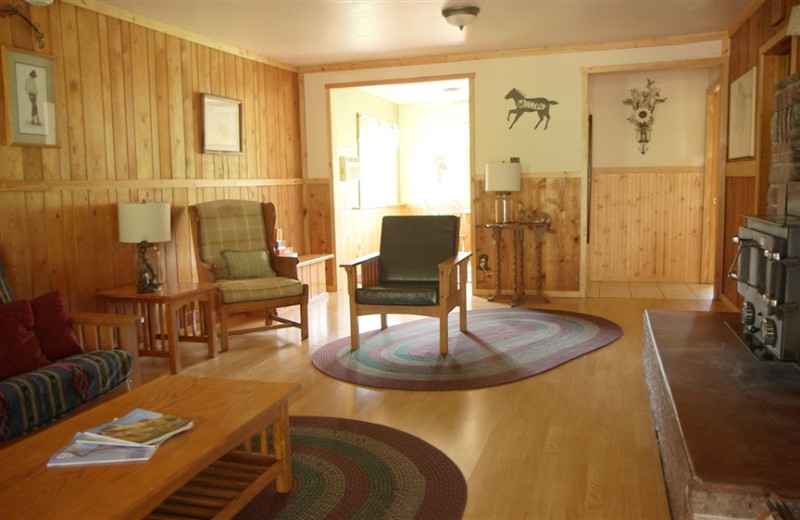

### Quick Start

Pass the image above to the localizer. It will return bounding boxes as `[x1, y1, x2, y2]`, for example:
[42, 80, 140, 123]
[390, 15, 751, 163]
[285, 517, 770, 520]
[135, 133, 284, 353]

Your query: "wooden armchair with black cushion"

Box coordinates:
[189, 200, 308, 351]
[340, 215, 471, 356]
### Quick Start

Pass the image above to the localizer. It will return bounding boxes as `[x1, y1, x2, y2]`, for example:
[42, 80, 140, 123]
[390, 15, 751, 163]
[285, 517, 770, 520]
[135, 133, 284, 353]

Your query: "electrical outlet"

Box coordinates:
[478, 254, 490, 276]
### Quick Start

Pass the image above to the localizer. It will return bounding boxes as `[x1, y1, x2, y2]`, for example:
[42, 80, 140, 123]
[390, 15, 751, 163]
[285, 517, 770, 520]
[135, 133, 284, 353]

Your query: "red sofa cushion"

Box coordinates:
[31, 290, 82, 361]
[0, 300, 49, 380]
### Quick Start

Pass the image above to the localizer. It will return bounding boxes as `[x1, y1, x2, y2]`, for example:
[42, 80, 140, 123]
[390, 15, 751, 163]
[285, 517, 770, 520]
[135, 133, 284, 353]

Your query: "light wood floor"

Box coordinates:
[140, 288, 733, 519]
[587, 281, 714, 299]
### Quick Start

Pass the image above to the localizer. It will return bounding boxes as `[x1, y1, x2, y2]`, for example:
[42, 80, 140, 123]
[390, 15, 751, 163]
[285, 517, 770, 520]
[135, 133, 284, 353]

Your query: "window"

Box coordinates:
[357, 113, 400, 207]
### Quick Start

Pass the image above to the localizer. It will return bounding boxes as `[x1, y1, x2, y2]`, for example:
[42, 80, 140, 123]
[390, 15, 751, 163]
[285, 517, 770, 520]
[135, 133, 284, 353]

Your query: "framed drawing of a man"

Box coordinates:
[1, 46, 57, 147]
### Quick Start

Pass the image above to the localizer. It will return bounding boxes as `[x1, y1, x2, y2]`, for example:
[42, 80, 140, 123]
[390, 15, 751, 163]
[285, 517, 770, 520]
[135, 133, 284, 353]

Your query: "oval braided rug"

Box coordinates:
[312, 308, 623, 390]
[235, 416, 466, 520]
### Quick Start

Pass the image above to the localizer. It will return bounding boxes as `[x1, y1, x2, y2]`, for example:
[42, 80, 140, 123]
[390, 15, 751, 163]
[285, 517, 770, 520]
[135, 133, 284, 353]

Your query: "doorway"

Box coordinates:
[327, 76, 474, 289]
[586, 65, 722, 284]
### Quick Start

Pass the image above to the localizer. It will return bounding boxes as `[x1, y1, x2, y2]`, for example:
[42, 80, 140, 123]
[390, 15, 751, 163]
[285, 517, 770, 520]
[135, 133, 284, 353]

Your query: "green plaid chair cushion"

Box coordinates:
[218, 277, 304, 304]
[194, 200, 268, 280]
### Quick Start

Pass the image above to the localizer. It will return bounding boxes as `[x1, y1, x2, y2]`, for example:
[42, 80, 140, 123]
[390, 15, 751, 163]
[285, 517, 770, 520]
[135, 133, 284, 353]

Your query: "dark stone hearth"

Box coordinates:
[643, 310, 800, 519]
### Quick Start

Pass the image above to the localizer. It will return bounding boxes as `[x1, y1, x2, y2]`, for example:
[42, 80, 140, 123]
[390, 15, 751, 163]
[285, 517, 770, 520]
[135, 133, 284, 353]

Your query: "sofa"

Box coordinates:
[0, 286, 142, 443]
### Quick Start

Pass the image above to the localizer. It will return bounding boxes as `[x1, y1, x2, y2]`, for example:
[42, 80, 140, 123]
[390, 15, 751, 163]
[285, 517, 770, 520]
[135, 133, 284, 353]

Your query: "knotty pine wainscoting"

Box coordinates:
[472, 173, 582, 297]
[589, 166, 710, 283]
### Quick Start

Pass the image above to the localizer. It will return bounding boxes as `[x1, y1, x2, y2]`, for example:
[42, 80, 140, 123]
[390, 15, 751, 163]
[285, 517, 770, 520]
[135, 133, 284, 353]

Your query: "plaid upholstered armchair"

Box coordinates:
[188, 200, 308, 351]
[340, 215, 471, 356]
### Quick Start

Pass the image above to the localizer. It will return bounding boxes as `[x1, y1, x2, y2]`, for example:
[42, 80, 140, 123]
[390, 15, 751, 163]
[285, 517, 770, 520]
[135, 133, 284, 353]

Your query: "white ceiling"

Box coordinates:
[357, 78, 470, 104]
[99, 0, 755, 69]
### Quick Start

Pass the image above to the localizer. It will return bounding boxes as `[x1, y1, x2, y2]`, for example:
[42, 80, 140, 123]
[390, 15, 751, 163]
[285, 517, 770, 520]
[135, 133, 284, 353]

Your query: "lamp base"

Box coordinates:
[136, 241, 164, 293]
[495, 192, 514, 223]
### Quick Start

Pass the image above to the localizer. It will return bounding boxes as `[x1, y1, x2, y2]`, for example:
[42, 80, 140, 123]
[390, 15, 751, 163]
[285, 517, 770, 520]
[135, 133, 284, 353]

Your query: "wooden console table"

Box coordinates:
[0, 375, 299, 520]
[485, 221, 551, 306]
[643, 310, 800, 519]
[98, 282, 218, 374]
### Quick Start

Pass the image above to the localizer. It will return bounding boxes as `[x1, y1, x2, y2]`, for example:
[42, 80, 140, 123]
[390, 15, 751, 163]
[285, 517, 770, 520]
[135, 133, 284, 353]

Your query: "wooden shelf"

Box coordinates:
[147, 450, 283, 520]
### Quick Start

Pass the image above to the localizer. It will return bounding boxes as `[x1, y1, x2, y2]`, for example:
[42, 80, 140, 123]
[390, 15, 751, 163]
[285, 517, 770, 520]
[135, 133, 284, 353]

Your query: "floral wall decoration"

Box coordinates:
[622, 78, 667, 154]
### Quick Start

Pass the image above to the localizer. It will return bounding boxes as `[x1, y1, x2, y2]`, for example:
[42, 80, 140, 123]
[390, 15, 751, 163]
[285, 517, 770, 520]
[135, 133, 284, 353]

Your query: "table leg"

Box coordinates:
[204, 295, 217, 358]
[530, 225, 550, 303]
[511, 228, 523, 307]
[274, 400, 293, 493]
[145, 303, 158, 350]
[488, 227, 502, 302]
[165, 303, 181, 374]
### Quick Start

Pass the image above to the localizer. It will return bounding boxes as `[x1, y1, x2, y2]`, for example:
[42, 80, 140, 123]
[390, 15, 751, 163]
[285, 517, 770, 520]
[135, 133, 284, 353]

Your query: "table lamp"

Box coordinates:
[485, 162, 521, 223]
[118, 201, 171, 293]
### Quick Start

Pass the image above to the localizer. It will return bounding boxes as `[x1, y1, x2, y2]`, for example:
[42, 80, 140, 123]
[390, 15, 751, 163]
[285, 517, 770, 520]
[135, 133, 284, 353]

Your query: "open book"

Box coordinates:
[78, 408, 194, 447]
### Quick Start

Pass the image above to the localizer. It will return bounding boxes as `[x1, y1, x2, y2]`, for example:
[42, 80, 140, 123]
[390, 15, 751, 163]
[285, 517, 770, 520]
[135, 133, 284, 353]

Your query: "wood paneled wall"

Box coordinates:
[721, 176, 756, 305]
[0, 2, 329, 311]
[730, 0, 794, 80]
[473, 175, 582, 295]
[589, 167, 705, 282]
[722, 0, 799, 305]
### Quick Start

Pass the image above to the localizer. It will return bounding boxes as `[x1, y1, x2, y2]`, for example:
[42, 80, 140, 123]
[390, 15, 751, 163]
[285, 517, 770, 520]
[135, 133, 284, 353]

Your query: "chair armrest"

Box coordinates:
[69, 312, 143, 388]
[195, 259, 217, 283]
[339, 252, 380, 268]
[272, 254, 300, 279]
[438, 251, 472, 297]
[439, 251, 472, 268]
[340, 252, 381, 293]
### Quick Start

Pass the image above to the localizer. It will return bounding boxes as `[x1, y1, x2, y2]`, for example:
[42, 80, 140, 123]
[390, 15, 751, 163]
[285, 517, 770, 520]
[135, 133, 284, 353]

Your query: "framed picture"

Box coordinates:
[201, 93, 242, 154]
[728, 67, 756, 160]
[1, 47, 57, 146]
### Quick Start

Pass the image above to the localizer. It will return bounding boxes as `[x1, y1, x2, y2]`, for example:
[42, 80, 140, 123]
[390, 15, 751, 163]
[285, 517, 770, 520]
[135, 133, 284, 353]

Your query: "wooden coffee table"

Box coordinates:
[0, 375, 299, 519]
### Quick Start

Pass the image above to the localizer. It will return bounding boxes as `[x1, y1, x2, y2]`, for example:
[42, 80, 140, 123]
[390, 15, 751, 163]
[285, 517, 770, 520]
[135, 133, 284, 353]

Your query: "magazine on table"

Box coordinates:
[77, 408, 194, 447]
[47, 433, 156, 468]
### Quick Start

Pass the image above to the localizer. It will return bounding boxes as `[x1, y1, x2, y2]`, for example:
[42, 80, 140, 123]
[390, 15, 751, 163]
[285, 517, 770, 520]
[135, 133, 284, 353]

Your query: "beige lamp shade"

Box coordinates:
[118, 202, 171, 243]
[485, 162, 521, 192]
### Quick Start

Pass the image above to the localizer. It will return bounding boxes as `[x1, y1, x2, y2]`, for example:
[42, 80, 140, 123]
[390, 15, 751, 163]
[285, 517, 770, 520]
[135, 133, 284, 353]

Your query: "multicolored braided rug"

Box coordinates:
[311, 308, 623, 391]
[235, 416, 466, 520]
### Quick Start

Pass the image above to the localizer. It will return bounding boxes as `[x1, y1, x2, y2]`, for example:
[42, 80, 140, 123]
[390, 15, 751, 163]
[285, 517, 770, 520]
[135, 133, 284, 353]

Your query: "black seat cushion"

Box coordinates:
[378, 215, 459, 284]
[355, 282, 439, 306]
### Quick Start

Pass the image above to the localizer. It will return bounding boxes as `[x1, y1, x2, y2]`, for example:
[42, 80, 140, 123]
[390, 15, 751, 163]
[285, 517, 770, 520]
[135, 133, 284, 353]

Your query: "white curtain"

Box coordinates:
[357, 113, 400, 207]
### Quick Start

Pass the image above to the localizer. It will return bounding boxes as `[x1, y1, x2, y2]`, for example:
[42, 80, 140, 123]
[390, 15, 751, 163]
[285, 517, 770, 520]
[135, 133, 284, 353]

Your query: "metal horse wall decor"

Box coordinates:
[505, 88, 559, 130]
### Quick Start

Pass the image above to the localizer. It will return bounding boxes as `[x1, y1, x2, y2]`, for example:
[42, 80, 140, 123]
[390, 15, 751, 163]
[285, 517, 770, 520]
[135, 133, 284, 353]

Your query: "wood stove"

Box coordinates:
[729, 183, 800, 361]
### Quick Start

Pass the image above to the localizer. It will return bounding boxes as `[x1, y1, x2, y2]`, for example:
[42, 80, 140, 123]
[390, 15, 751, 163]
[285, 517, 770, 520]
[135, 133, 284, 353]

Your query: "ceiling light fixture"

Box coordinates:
[442, 6, 480, 31]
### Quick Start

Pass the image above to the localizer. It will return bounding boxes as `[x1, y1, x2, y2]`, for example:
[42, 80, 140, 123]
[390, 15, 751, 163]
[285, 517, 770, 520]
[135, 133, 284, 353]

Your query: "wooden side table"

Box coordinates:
[97, 282, 218, 374]
[297, 253, 334, 302]
[485, 221, 552, 306]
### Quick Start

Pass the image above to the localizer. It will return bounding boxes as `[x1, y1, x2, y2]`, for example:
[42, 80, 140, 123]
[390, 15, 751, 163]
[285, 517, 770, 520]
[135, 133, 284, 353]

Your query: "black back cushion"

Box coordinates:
[378, 215, 459, 284]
